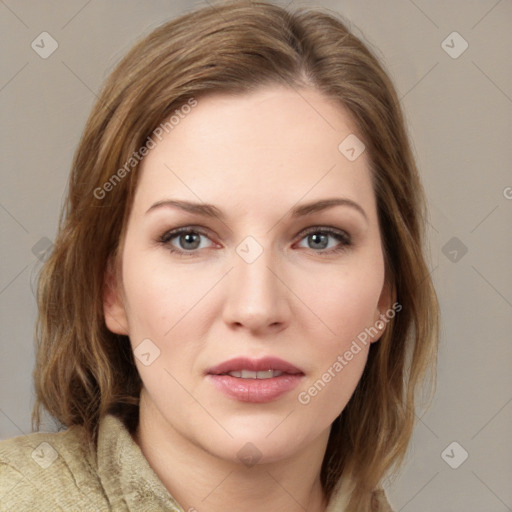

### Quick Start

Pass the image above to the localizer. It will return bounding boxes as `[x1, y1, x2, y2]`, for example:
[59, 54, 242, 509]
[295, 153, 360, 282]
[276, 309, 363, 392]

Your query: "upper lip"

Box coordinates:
[207, 357, 304, 375]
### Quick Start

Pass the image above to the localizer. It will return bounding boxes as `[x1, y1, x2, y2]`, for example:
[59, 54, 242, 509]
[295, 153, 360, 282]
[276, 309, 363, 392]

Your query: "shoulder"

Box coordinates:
[371, 488, 394, 512]
[326, 474, 395, 512]
[0, 426, 107, 511]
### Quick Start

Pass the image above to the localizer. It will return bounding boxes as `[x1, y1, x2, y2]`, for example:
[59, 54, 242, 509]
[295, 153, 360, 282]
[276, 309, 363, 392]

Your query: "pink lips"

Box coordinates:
[207, 357, 304, 403]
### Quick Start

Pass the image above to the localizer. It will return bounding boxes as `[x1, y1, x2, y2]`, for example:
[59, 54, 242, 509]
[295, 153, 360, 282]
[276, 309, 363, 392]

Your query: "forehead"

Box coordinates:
[133, 85, 376, 221]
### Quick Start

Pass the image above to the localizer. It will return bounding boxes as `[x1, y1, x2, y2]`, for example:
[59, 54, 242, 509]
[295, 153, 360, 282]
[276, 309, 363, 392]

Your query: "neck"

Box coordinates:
[135, 396, 330, 512]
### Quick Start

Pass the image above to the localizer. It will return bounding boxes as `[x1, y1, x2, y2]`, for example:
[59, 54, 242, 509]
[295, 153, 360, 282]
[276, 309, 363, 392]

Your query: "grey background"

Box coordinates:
[1, 1, 511, 510]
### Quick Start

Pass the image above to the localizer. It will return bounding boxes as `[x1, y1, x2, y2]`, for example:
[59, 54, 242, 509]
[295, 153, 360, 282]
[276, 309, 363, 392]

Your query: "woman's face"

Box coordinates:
[105, 85, 391, 464]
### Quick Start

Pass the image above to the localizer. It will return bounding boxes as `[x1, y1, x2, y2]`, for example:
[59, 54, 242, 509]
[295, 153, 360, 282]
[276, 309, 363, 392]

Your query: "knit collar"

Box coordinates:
[97, 414, 183, 511]
[96, 413, 352, 511]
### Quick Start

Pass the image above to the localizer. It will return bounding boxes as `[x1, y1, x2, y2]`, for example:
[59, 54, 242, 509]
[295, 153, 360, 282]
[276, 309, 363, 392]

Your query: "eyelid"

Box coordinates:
[296, 225, 351, 242]
[159, 225, 213, 242]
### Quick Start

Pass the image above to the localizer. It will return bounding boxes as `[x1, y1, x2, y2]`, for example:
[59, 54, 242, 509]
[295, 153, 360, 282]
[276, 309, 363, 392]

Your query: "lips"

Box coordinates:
[207, 357, 304, 403]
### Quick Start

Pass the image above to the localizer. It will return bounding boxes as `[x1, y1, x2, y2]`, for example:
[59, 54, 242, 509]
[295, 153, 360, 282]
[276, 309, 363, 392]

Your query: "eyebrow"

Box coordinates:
[145, 197, 368, 222]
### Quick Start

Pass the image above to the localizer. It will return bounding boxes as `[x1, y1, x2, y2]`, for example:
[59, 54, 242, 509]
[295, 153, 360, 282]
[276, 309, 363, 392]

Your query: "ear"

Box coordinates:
[370, 276, 396, 343]
[103, 258, 129, 335]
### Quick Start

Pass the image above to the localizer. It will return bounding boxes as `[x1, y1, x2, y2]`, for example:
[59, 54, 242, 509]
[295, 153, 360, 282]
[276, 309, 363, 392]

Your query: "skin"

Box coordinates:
[104, 85, 391, 512]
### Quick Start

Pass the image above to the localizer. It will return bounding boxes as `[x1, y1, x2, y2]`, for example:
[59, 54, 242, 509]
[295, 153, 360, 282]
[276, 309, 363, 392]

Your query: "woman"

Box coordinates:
[0, 1, 439, 511]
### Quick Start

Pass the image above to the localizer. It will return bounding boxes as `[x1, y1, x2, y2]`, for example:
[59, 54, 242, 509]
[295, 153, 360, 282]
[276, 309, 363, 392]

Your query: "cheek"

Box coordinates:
[298, 261, 384, 348]
[121, 252, 214, 339]
[292, 254, 384, 416]
[294, 269, 380, 419]
[120, 255, 210, 398]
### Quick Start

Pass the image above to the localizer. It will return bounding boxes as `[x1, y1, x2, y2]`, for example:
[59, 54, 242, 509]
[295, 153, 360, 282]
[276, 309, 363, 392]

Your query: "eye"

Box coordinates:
[295, 227, 352, 254]
[158, 225, 352, 257]
[159, 227, 215, 256]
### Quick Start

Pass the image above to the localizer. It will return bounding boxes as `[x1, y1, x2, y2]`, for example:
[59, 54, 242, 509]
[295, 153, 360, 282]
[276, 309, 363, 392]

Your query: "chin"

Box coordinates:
[197, 418, 321, 466]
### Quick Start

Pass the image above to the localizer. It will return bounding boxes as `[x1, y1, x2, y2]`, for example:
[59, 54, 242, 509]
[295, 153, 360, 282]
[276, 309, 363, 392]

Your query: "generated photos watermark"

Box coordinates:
[298, 301, 402, 405]
[93, 97, 198, 200]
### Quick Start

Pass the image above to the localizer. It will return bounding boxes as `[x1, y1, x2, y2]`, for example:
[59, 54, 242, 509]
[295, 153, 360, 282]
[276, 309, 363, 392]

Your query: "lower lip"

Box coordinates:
[208, 374, 304, 403]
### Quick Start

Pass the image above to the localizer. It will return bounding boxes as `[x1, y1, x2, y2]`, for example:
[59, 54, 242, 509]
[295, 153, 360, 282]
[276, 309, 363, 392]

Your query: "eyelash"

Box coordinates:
[158, 225, 352, 258]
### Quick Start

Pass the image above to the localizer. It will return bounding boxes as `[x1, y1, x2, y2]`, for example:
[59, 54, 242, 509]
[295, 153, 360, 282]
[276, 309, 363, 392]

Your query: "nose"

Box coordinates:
[222, 244, 291, 335]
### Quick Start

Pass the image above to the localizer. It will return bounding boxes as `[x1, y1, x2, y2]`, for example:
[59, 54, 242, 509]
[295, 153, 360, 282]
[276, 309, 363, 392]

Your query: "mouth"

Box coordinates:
[223, 369, 286, 379]
[207, 356, 303, 377]
[206, 357, 304, 403]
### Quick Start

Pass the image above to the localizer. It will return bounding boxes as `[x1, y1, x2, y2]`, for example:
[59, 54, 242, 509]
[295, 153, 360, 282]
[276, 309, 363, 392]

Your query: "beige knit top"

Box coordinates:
[0, 414, 393, 511]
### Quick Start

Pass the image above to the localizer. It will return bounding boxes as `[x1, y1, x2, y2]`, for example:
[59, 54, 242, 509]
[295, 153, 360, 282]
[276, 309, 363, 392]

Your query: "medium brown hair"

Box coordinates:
[33, 1, 439, 509]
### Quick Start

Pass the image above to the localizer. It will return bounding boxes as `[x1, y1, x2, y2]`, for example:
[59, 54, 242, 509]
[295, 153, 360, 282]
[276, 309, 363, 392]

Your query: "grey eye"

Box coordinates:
[177, 232, 202, 250]
[296, 229, 351, 252]
[307, 233, 329, 250]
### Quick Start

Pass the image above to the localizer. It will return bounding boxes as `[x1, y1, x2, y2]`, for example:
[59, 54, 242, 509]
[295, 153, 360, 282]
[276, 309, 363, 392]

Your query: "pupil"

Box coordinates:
[310, 233, 328, 249]
[181, 233, 200, 250]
